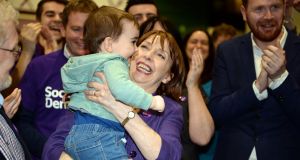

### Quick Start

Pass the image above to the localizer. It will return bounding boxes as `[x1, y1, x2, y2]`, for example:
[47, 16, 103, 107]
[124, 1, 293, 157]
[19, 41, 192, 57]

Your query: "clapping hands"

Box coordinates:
[256, 40, 286, 92]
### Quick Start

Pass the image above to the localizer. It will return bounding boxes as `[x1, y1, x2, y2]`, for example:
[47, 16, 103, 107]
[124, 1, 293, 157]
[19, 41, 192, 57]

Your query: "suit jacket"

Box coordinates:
[210, 31, 300, 160]
[0, 107, 31, 160]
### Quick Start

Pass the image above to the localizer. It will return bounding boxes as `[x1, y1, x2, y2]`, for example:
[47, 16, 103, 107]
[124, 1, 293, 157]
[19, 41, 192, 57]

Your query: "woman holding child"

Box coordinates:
[43, 25, 185, 160]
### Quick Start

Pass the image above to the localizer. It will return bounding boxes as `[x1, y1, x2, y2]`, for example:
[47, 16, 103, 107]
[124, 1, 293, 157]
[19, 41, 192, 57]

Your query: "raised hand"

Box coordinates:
[20, 22, 42, 54]
[262, 40, 286, 80]
[185, 48, 204, 89]
[3, 88, 21, 119]
[255, 62, 269, 93]
[40, 25, 60, 54]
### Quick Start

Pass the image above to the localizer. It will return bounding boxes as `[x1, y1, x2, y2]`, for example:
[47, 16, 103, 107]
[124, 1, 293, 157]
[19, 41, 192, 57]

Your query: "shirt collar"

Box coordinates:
[251, 26, 288, 55]
[63, 44, 72, 59]
[0, 93, 4, 107]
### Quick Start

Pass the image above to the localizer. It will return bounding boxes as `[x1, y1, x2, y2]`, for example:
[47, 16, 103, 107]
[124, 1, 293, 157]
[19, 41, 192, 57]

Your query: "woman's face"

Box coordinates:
[185, 30, 210, 61]
[129, 35, 173, 93]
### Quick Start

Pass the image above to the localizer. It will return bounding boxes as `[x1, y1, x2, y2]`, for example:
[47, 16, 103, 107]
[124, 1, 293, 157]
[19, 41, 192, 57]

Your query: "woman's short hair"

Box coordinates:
[139, 16, 183, 50]
[137, 30, 186, 101]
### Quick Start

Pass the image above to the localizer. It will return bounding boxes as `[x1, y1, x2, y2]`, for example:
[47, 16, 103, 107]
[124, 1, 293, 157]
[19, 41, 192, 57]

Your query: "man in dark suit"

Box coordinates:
[0, 0, 31, 159]
[210, 0, 300, 159]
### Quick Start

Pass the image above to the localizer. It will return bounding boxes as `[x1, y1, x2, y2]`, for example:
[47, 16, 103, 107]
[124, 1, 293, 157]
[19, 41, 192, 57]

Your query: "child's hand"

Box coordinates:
[150, 96, 165, 112]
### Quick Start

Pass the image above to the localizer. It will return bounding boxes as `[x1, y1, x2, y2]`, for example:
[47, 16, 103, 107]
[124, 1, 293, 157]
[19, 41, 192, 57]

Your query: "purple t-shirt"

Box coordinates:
[32, 43, 45, 59]
[42, 96, 183, 160]
[20, 49, 68, 138]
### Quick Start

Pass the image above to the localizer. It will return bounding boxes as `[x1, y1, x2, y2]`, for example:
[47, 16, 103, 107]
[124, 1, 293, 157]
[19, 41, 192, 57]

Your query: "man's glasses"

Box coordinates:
[0, 45, 22, 58]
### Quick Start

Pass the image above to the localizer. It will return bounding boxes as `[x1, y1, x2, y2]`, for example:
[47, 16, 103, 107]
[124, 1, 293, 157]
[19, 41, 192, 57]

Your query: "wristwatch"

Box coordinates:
[121, 109, 136, 126]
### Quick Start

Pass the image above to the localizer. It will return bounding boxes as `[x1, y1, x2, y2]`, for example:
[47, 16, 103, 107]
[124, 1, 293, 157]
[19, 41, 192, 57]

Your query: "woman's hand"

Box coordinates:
[84, 72, 162, 159]
[3, 88, 21, 119]
[84, 72, 118, 110]
[186, 48, 204, 88]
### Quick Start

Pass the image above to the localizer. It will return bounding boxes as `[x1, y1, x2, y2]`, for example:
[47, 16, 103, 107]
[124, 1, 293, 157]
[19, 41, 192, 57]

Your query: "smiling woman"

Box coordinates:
[43, 30, 187, 160]
[131, 30, 185, 100]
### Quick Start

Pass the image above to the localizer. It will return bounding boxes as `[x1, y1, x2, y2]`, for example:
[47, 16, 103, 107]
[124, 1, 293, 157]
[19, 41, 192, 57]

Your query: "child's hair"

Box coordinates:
[84, 6, 139, 53]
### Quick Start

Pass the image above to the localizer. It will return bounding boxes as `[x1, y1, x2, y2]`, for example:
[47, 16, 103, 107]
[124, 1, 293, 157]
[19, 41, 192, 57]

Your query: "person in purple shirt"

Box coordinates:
[3, 0, 68, 97]
[14, 0, 98, 159]
[43, 30, 186, 160]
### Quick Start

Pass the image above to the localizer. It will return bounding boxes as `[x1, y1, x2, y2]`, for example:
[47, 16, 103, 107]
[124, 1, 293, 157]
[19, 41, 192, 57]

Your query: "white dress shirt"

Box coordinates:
[0, 94, 3, 106]
[249, 27, 289, 160]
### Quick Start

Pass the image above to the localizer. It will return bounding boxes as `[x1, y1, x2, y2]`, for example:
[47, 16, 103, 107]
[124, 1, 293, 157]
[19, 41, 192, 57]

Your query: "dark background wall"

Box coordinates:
[14, 0, 246, 36]
[155, 0, 245, 34]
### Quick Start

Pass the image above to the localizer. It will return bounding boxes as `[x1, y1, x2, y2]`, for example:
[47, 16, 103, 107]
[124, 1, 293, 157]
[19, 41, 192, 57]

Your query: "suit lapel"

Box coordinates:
[0, 108, 18, 137]
[284, 31, 300, 68]
[239, 33, 257, 84]
[0, 107, 31, 159]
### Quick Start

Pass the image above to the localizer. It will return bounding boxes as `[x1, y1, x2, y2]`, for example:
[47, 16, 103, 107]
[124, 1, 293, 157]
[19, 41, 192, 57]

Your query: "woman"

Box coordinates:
[140, 19, 215, 160]
[42, 30, 186, 160]
[181, 28, 215, 160]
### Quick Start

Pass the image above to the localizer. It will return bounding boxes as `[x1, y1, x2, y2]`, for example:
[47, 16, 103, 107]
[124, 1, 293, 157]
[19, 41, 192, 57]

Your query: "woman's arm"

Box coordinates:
[185, 49, 215, 145]
[42, 111, 74, 160]
[86, 72, 161, 159]
[187, 85, 214, 145]
[113, 102, 163, 159]
[86, 72, 182, 159]
[43, 73, 182, 160]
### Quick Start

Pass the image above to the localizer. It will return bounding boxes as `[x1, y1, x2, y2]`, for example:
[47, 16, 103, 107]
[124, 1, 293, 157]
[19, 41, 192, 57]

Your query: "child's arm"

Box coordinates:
[150, 95, 165, 112]
[103, 60, 164, 112]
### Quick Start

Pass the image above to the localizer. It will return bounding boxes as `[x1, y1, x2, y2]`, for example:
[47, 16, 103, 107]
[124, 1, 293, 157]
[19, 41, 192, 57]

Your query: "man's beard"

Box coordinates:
[248, 18, 283, 42]
[0, 76, 12, 91]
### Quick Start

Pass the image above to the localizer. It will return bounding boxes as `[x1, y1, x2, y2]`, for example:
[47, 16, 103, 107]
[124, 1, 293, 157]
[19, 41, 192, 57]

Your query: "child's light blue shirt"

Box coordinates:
[61, 53, 152, 122]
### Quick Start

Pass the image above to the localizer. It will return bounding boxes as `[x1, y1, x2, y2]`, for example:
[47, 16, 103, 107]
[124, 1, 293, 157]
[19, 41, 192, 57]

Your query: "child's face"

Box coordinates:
[111, 19, 139, 59]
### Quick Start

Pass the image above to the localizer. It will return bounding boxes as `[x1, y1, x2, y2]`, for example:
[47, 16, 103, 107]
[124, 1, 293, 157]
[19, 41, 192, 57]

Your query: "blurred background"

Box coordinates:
[9, 0, 300, 35]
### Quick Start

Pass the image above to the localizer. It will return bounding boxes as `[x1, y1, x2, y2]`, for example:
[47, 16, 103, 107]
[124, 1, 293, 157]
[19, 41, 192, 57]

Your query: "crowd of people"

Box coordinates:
[0, 0, 299, 160]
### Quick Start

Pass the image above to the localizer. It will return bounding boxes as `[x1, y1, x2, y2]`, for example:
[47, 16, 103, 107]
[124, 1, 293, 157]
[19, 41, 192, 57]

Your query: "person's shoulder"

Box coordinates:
[42, 49, 64, 60]
[31, 49, 64, 65]
[287, 30, 300, 43]
[163, 96, 183, 113]
[27, 49, 64, 73]
[220, 33, 250, 48]
[217, 33, 251, 56]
